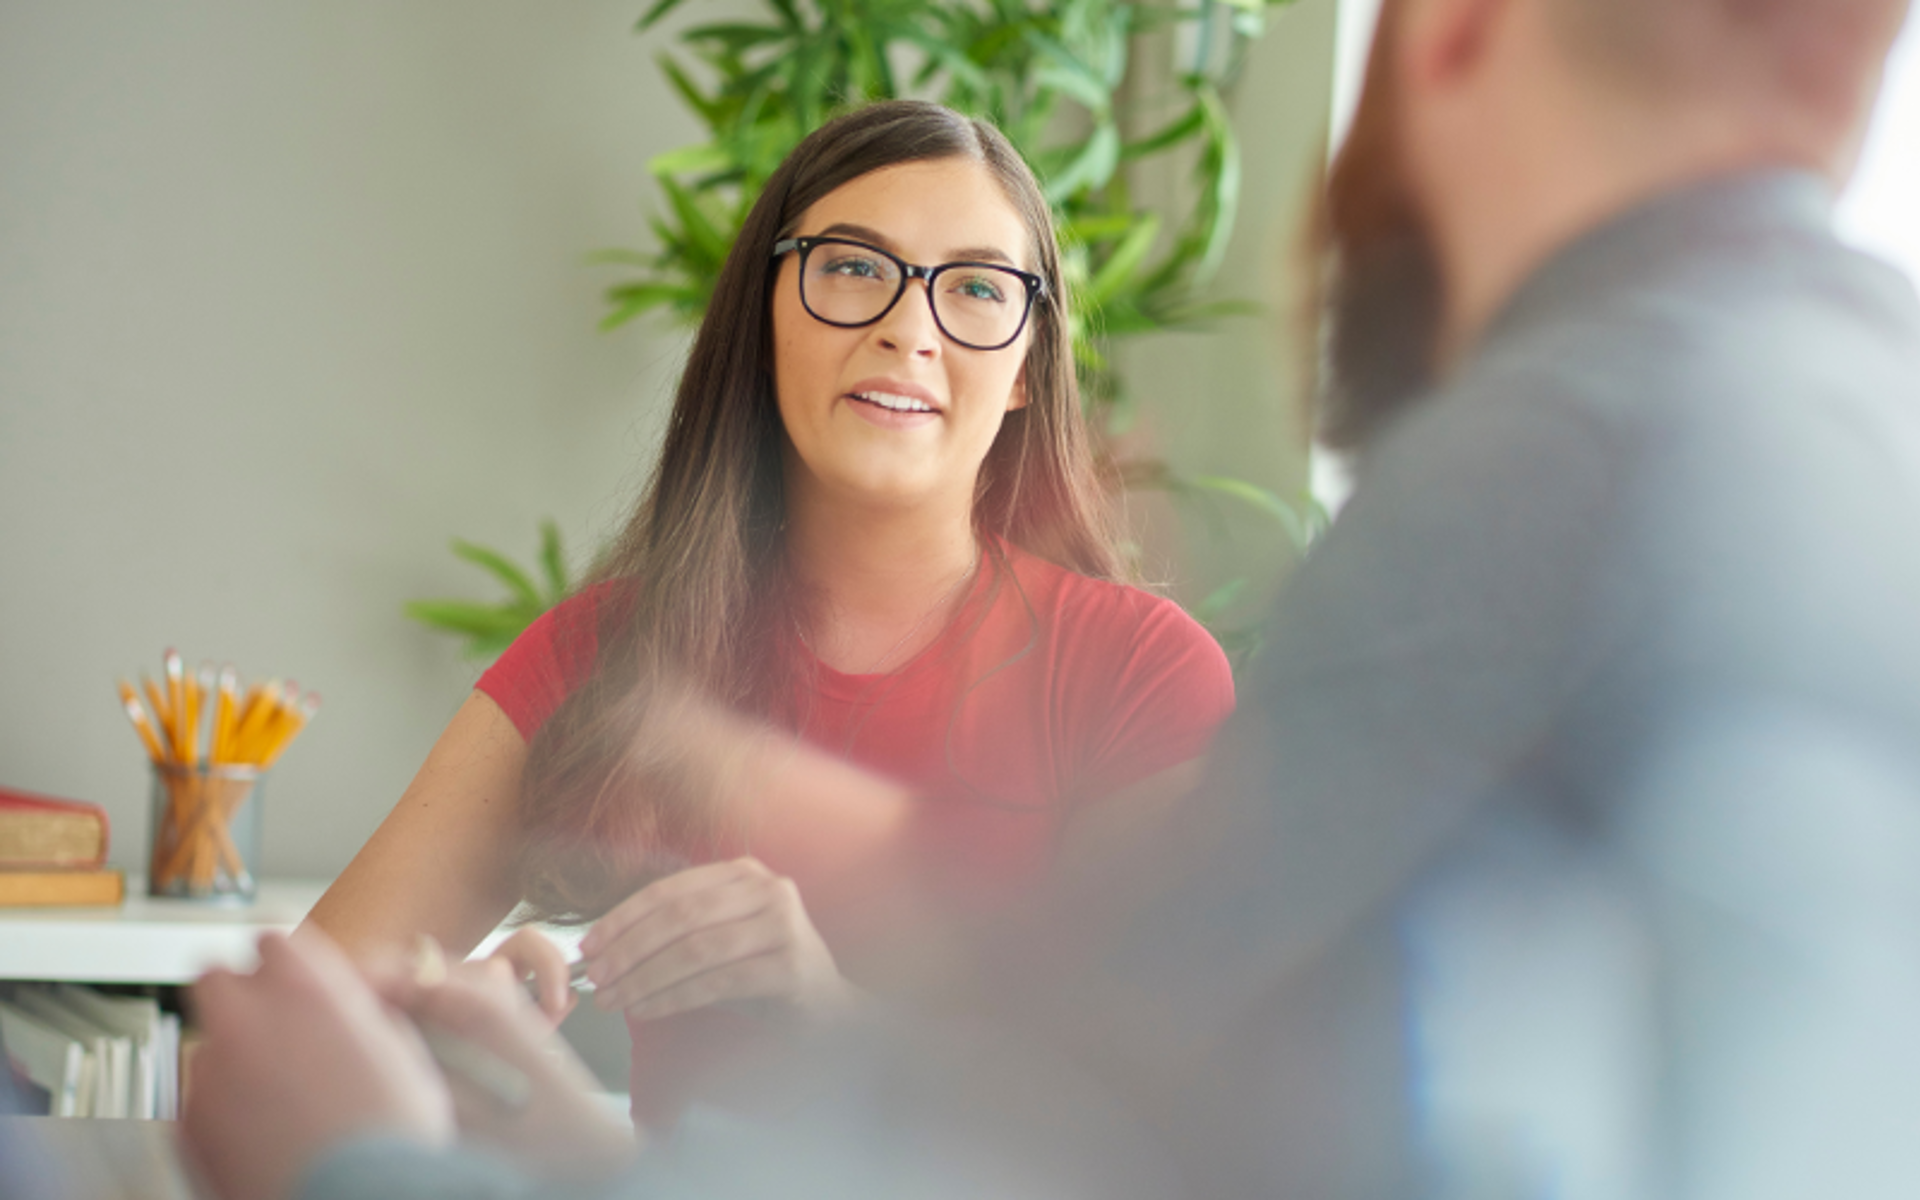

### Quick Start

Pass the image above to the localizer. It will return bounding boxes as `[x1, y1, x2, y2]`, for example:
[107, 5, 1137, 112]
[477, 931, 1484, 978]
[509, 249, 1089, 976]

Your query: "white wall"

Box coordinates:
[0, 1, 701, 876]
[0, 1, 1338, 880]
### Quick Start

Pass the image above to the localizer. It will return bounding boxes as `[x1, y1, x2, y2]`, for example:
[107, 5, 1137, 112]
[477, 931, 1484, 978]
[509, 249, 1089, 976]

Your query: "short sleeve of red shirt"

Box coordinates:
[1028, 565, 1237, 800]
[475, 590, 604, 741]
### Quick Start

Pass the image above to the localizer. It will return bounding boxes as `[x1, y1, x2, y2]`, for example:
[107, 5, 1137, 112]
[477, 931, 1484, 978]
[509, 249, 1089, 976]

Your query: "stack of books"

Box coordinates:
[0, 785, 123, 907]
[0, 983, 182, 1117]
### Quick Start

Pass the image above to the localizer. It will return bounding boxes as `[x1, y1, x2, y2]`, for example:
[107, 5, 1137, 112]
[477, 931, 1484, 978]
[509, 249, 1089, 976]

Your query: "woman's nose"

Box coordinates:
[873, 280, 942, 357]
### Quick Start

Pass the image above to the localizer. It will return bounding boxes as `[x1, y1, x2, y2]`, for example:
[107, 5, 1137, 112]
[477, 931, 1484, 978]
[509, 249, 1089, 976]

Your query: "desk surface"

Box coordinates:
[0, 878, 329, 984]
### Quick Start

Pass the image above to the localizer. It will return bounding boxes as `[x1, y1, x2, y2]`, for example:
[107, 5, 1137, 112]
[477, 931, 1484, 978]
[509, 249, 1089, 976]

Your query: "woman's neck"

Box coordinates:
[784, 490, 982, 674]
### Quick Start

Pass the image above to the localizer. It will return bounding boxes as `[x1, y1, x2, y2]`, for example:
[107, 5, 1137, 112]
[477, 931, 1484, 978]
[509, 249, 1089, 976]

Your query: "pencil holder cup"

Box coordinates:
[148, 762, 261, 902]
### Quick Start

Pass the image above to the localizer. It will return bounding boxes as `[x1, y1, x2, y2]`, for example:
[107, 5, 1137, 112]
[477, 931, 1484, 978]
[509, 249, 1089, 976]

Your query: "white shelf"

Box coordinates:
[0, 877, 329, 984]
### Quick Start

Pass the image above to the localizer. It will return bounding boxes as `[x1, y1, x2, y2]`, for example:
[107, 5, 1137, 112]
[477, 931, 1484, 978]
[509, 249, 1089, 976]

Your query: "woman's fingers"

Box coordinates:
[591, 911, 794, 1015]
[586, 867, 852, 1021]
[580, 858, 772, 960]
[613, 950, 817, 1022]
[587, 879, 786, 995]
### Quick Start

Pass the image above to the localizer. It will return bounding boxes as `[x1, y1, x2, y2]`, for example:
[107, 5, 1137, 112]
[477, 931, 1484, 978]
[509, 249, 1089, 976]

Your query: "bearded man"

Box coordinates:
[1058, 0, 1920, 1196]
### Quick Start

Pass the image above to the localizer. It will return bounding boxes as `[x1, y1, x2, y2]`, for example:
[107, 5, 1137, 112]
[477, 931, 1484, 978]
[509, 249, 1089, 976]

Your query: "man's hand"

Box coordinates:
[181, 931, 456, 1200]
[482, 927, 577, 1024]
[379, 964, 641, 1182]
[579, 858, 858, 1025]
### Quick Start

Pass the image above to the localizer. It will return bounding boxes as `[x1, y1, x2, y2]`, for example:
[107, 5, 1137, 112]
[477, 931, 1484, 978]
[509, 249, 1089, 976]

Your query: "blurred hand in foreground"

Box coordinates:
[482, 926, 578, 1024]
[181, 931, 455, 1200]
[580, 857, 859, 1025]
[377, 952, 641, 1181]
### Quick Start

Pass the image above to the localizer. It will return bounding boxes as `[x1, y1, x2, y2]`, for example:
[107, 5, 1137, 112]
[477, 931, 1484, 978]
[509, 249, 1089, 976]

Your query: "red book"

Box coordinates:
[0, 786, 109, 869]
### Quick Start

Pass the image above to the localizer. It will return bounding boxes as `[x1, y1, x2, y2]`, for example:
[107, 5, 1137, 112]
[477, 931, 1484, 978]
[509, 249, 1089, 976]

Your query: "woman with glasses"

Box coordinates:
[302, 99, 1234, 1131]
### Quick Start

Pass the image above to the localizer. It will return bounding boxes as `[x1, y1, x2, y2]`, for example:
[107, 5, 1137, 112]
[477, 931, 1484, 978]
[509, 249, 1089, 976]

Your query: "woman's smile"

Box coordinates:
[843, 377, 943, 428]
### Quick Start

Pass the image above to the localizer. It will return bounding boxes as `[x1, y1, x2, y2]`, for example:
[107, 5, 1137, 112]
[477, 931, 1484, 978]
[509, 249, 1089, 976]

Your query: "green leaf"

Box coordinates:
[1041, 120, 1120, 202]
[657, 54, 719, 126]
[1084, 212, 1160, 308]
[1194, 86, 1241, 280]
[647, 143, 735, 178]
[402, 601, 537, 639]
[658, 176, 733, 269]
[1187, 475, 1310, 550]
[899, 29, 993, 92]
[538, 520, 569, 601]
[449, 540, 542, 608]
[1194, 576, 1251, 622]
[1059, 212, 1137, 245]
[1122, 103, 1205, 160]
[682, 21, 789, 52]
[600, 282, 703, 330]
[637, 0, 690, 32]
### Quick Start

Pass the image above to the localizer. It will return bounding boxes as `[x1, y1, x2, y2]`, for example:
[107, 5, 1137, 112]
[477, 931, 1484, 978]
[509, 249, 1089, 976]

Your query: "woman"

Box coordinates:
[303, 99, 1234, 1128]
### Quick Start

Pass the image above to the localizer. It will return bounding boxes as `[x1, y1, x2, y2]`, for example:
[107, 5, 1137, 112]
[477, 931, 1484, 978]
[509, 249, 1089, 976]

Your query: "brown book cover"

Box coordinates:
[0, 785, 109, 869]
[0, 867, 125, 907]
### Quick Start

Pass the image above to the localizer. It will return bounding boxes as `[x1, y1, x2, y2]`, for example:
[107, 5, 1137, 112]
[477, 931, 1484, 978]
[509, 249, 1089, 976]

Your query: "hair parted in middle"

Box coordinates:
[516, 99, 1125, 922]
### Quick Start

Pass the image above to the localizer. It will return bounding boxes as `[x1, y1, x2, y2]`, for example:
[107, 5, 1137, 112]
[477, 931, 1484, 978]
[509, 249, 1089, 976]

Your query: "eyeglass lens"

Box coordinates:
[800, 242, 1029, 349]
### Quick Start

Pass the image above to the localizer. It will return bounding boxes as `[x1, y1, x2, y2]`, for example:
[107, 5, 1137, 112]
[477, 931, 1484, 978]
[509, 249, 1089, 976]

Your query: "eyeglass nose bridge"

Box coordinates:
[871, 262, 945, 337]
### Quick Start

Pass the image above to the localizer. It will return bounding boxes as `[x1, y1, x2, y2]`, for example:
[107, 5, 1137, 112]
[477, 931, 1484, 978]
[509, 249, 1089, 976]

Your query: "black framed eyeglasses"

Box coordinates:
[771, 236, 1047, 352]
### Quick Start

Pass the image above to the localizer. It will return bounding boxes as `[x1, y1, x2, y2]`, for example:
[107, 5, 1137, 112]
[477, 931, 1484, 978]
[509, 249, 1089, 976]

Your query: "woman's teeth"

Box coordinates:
[853, 391, 935, 413]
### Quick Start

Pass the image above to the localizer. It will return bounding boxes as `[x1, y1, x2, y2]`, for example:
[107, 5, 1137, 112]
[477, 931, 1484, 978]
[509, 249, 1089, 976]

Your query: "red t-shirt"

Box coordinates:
[476, 539, 1234, 1125]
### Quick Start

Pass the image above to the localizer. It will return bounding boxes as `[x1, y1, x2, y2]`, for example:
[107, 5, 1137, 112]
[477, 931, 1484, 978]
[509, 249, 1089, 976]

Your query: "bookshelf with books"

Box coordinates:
[0, 876, 328, 1118]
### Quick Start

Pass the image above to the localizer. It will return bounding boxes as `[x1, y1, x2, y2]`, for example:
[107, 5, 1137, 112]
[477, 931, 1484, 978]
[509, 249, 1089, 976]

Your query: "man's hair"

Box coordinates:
[1548, 0, 1910, 135]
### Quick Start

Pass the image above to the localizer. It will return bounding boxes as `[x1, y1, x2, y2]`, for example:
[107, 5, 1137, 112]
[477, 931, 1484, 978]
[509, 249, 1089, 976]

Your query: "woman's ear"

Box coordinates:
[1007, 361, 1030, 411]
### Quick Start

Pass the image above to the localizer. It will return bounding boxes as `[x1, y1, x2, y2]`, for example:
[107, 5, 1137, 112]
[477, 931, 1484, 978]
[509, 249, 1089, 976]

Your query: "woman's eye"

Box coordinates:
[819, 255, 885, 279]
[950, 274, 1008, 304]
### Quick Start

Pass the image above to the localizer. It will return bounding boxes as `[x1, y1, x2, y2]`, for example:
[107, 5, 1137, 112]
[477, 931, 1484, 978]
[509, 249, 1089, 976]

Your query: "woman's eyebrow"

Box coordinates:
[814, 222, 1019, 268]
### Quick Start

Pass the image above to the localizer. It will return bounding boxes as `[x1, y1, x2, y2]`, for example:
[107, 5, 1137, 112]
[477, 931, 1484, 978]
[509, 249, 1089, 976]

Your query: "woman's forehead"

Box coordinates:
[797, 159, 1033, 267]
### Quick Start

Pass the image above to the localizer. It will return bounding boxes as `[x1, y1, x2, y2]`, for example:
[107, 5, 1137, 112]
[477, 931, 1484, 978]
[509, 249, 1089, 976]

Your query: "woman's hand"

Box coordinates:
[484, 927, 577, 1024]
[579, 857, 858, 1025]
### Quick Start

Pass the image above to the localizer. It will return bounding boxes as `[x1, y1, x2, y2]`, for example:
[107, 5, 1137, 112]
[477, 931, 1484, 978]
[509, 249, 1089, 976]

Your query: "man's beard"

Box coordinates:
[1316, 7, 1446, 453]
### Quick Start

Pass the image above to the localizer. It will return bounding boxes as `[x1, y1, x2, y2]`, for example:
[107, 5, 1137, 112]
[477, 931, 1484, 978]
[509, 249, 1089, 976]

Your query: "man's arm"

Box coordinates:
[1071, 384, 1632, 1024]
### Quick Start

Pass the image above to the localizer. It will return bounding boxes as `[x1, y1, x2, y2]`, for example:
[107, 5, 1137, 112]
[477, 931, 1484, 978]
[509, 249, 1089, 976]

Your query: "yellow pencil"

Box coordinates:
[259, 692, 319, 769]
[211, 666, 238, 765]
[231, 679, 284, 765]
[143, 676, 174, 762]
[164, 650, 186, 765]
[117, 680, 167, 764]
[182, 672, 201, 768]
[192, 662, 215, 764]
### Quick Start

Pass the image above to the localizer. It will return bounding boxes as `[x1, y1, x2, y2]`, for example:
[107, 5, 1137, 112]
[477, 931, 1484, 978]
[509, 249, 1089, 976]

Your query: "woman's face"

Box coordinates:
[772, 158, 1034, 518]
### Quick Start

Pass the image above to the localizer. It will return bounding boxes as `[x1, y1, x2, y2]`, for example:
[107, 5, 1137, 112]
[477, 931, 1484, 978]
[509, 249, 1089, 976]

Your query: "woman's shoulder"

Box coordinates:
[1000, 543, 1232, 693]
[1003, 542, 1214, 639]
[996, 541, 1237, 791]
[474, 578, 639, 741]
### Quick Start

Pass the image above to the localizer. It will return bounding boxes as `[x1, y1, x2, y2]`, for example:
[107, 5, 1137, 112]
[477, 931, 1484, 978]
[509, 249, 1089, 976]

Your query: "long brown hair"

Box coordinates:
[517, 100, 1123, 921]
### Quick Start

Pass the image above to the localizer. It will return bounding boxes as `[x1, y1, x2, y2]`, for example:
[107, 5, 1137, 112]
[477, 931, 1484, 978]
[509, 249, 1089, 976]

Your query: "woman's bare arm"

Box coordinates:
[299, 692, 530, 963]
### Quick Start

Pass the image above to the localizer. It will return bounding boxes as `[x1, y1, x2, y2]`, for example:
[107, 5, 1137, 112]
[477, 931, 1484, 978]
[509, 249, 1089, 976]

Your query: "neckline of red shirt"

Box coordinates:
[797, 539, 1010, 705]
